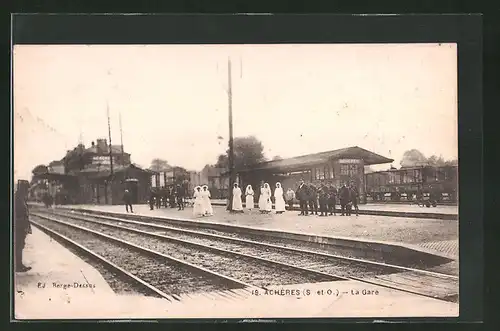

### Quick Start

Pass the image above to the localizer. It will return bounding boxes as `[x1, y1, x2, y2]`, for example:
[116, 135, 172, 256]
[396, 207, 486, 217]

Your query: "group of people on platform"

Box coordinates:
[147, 184, 187, 212]
[295, 180, 359, 216]
[230, 182, 287, 214]
[137, 179, 360, 218]
[192, 185, 214, 217]
[229, 180, 360, 217]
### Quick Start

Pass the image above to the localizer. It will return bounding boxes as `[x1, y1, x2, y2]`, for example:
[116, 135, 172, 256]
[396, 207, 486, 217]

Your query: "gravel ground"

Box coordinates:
[32, 215, 235, 296]
[35, 210, 460, 301]
[32, 223, 154, 297]
[427, 261, 459, 276]
[56, 204, 458, 245]
[44, 213, 334, 287]
[43, 209, 456, 271]
[64, 213, 401, 279]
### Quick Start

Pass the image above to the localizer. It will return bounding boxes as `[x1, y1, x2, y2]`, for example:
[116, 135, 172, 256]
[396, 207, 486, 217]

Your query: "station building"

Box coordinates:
[32, 139, 155, 205]
[235, 146, 393, 204]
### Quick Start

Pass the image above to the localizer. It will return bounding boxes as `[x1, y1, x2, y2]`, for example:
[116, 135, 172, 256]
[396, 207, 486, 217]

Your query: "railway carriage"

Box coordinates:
[365, 165, 458, 205]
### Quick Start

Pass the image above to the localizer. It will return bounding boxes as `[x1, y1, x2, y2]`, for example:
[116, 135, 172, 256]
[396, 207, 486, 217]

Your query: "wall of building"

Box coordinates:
[189, 171, 203, 194]
[110, 168, 151, 205]
[48, 164, 65, 174]
[238, 158, 368, 203]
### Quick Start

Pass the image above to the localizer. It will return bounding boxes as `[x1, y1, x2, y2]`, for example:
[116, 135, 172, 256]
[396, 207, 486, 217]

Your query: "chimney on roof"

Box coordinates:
[96, 139, 108, 153]
[91, 141, 95, 147]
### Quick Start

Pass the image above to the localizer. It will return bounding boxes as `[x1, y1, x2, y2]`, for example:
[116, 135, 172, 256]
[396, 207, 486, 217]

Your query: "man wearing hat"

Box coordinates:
[339, 183, 350, 216]
[295, 179, 309, 216]
[308, 182, 319, 216]
[14, 180, 32, 272]
[327, 183, 337, 216]
[123, 189, 133, 213]
[176, 184, 185, 211]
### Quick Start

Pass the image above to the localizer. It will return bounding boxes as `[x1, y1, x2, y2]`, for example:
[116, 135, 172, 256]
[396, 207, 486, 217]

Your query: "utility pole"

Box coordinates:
[227, 57, 235, 211]
[107, 102, 114, 177]
[119, 112, 125, 166]
[106, 102, 114, 205]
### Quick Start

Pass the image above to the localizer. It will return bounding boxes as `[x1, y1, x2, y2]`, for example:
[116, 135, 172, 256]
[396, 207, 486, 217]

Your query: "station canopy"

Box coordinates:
[236, 146, 394, 174]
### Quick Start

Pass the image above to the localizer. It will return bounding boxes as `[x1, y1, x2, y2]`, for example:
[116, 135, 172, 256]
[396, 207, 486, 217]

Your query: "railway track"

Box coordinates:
[29, 216, 256, 302]
[34, 209, 459, 303]
[32, 212, 341, 287]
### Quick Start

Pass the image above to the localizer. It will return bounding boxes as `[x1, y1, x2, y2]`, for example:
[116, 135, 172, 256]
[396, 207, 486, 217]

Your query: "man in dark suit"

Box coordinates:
[349, 184, 359, 216]
[339, 183, 350, 216]
[295, 180, 309, 216]
[327, 184, 337, 216]
[308, 183, 318, 215]
[318, 184, 329, 216]
[176, 184, 185, 210]
[155, 190, 161, 209]
[123, 189, 133, 213]
[14, 181, 32, 272]
[169, 186, 176, 208]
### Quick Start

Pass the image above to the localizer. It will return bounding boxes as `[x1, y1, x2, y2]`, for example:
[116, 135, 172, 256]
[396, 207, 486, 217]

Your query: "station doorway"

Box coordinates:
[125, 178, 139, 204]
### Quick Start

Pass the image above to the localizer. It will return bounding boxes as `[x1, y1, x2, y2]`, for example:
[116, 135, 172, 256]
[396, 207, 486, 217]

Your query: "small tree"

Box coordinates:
[150, 158, 170, 172]
[32, 164, 48, 177]
[400, 149, 428, 168]
[215, 154, 229, 169]
[427, 155, 447, 167]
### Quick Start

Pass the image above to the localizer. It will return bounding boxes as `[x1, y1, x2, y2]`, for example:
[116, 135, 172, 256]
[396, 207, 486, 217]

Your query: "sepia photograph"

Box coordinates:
[13, 42, 460, 320]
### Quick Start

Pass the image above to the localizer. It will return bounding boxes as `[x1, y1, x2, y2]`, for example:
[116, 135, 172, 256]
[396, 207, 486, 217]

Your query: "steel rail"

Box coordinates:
[33, 211, 344, 282]
[32, 213, 256, 293]
[29, 220, 177, 302]
[49, 209, 457, 280]
[38, 210, 458, 302]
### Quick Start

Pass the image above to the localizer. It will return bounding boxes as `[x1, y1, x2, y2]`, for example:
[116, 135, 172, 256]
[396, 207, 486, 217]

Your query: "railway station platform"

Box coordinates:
[208, 200, 458, 220]
[43, 204, 459, 261]
[14, 225, 458, 319]
[14, 226, 118, 319]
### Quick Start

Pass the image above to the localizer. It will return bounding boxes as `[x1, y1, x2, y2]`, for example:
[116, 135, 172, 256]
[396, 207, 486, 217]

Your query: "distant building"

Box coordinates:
[199, 165, 229, 199]
[188, 171, 203, 194]
[82, 139, 131, 169]
[48, 160, 65, 174]
[234, 146, 393, 204]
[77, 163, 154, 205]
[32, 139, 151, 205]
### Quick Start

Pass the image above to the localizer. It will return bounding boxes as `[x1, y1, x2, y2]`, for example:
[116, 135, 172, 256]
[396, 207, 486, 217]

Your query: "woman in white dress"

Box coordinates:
[245, 185, 255, 210]
[258, 183, 267, 213]
[263, 183, 273, 213]
[192, 186, 204, 217]
[232, 183, 244, 213]
[201, 185, 213, 216]
[274, 182, 286, 214]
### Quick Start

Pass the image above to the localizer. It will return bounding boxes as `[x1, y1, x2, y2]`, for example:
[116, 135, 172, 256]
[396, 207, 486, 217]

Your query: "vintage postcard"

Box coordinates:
[13, 43, 460, 320]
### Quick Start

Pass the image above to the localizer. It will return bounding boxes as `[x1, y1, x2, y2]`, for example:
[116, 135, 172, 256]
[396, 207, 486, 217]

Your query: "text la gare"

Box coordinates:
[351, 289, 379, 295]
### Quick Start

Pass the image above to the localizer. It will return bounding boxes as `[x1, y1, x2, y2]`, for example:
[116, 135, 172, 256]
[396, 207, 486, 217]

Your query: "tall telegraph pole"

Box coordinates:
[106, 102, 114, 178]
[227, 57, 235, 211]
[119, 112, 125, 165]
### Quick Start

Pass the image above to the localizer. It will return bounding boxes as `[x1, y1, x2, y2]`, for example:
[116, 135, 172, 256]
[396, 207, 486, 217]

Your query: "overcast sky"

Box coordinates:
[13, 43, 457, 181]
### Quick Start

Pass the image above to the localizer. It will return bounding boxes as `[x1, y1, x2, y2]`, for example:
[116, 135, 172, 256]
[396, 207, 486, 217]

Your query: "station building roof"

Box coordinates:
[236, 146, 394, 174]
[78, 164, 155, 179]
[32, 172, 76, 180]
